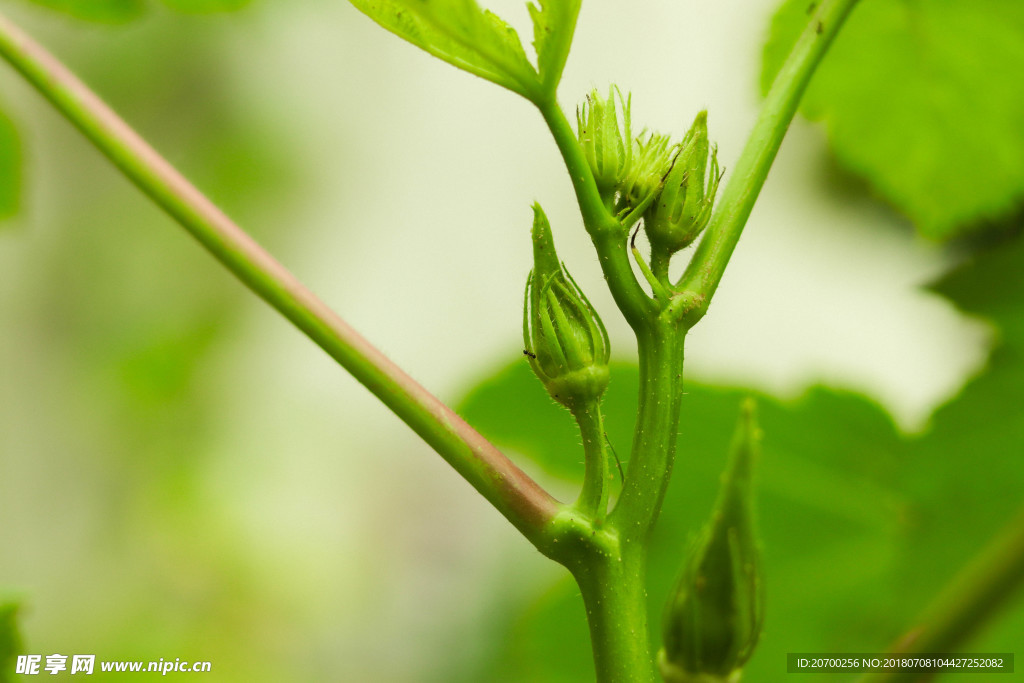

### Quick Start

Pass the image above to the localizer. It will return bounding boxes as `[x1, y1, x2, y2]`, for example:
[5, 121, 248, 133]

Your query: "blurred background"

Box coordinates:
[0, 0, 1020, 680]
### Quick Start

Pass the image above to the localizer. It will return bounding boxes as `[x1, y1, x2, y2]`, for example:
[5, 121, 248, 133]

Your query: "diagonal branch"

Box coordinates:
[0, 10, 560, 542]
[676, 0, 861, 326]
[858, 507, 1024, 683]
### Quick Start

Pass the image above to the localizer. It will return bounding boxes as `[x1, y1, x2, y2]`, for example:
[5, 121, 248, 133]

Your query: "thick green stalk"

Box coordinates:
[537, 100, 655, 331]
[0, 11, 560, 542]
[570, 543, 659, 683]
[537, 0, 864, 677]
[859, 508, 1024, 683]
[572, 401, 611, 521]
[610, 324, 686, 541]
[650, 249, 672, 290]
[677, 0, 861, 321]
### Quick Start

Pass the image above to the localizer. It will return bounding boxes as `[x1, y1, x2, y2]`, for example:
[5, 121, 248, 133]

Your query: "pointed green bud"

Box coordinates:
[523, 204, 610, 410]
[659, 399, 764, 683]
[645, 111, 721, 254]
[577, 86, 632, 197]
[619, 131, 675, 211]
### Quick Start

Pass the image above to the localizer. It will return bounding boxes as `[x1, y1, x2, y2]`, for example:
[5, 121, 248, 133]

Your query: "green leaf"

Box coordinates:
[22, 0, 146, 23]
[461, 366, 911, 681]
[527, 0, 581, 94]
[161, 0, 251, 12]
[902, 234, 1024, 614]
[931, 233, 1024, 344]
[347, 0, 540, 98]
[461, 357, 645, 487]
[459, 360, 589, 482]
[24, 0, 254, 22]
[0, 109, 20, 221]
[762, 0, 1024, 240]
[454, 233, 1024, 681]
[0, 602, 22, 683]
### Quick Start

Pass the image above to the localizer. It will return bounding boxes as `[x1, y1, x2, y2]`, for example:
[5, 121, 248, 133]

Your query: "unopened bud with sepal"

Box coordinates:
[523, 204, 610, 410]
[577, 87, 632, 198]
[645, 111, 721, 254]
[619, 131, 675, 213]
[659, 398, 764, 683]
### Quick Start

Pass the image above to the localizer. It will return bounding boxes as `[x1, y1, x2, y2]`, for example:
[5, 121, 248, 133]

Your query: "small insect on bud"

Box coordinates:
[659, 399, 764, 683]
[619, 131, 675, 213]
[523, 204, 610, 410]
[645, 111, 722, 254]
[577, 86, 632, 198]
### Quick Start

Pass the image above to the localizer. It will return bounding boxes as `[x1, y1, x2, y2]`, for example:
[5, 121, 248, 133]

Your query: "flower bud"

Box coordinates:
[659, 399, 764, 683]
[524, 204, 610, 409]
[577, 87, 632, 197]
[619, 131, 674, 211]
[645, 111, 721, 254]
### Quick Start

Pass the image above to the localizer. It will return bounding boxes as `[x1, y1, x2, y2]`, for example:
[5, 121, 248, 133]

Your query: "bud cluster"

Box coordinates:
[576, 88, 675, 215]
[576, 88, 722, 256]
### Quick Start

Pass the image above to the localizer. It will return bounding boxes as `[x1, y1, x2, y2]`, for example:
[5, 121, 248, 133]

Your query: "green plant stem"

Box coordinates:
[859, 508, 1024, 683]
[0, 10, 561, 542]
[572, 401, 611, 522]
[677, 0, 861, 323]
[537, 100, 655, 331]
[536, 2, 863, 677]
[650, 249, 671, 290]
[632, 244, 671, 304]
[610, 324, 686, 541]
[569, 542, 658, 683]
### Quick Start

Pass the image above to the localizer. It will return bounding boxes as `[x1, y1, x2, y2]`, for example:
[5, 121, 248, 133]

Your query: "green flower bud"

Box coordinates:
[577, 87, 632, 197]
[659, 399, 764, 683]
[523, 204, 610, 410]
[645, 111, 721, 253]
[619, 131, 675, 211]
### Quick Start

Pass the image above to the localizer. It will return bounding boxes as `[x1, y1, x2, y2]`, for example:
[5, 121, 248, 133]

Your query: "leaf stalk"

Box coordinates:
[0, 9, 561, 544]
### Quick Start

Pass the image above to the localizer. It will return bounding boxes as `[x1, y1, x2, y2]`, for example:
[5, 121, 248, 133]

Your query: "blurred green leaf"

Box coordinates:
[0, 602, 22, 683]
[932, 233, 1024, 343]
[0, 109, 18, 221]
[454, 236, 1024, 681]
[459, 360, 630, 483]
[900, 234, 1024, 632]
[461, 365, 909, 681]
[160, 0, 251, 13]
[22, 0, 253, 21]
[0, 14, 304, 679]
[347, 0, 539, 97]
[762, 0, 1024, 240]
[527, 0, 580, 93]
[22, 0, 146, 23]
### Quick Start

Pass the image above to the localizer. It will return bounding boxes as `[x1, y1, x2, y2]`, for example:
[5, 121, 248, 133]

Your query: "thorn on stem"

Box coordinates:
[606, 433, 625, 482]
